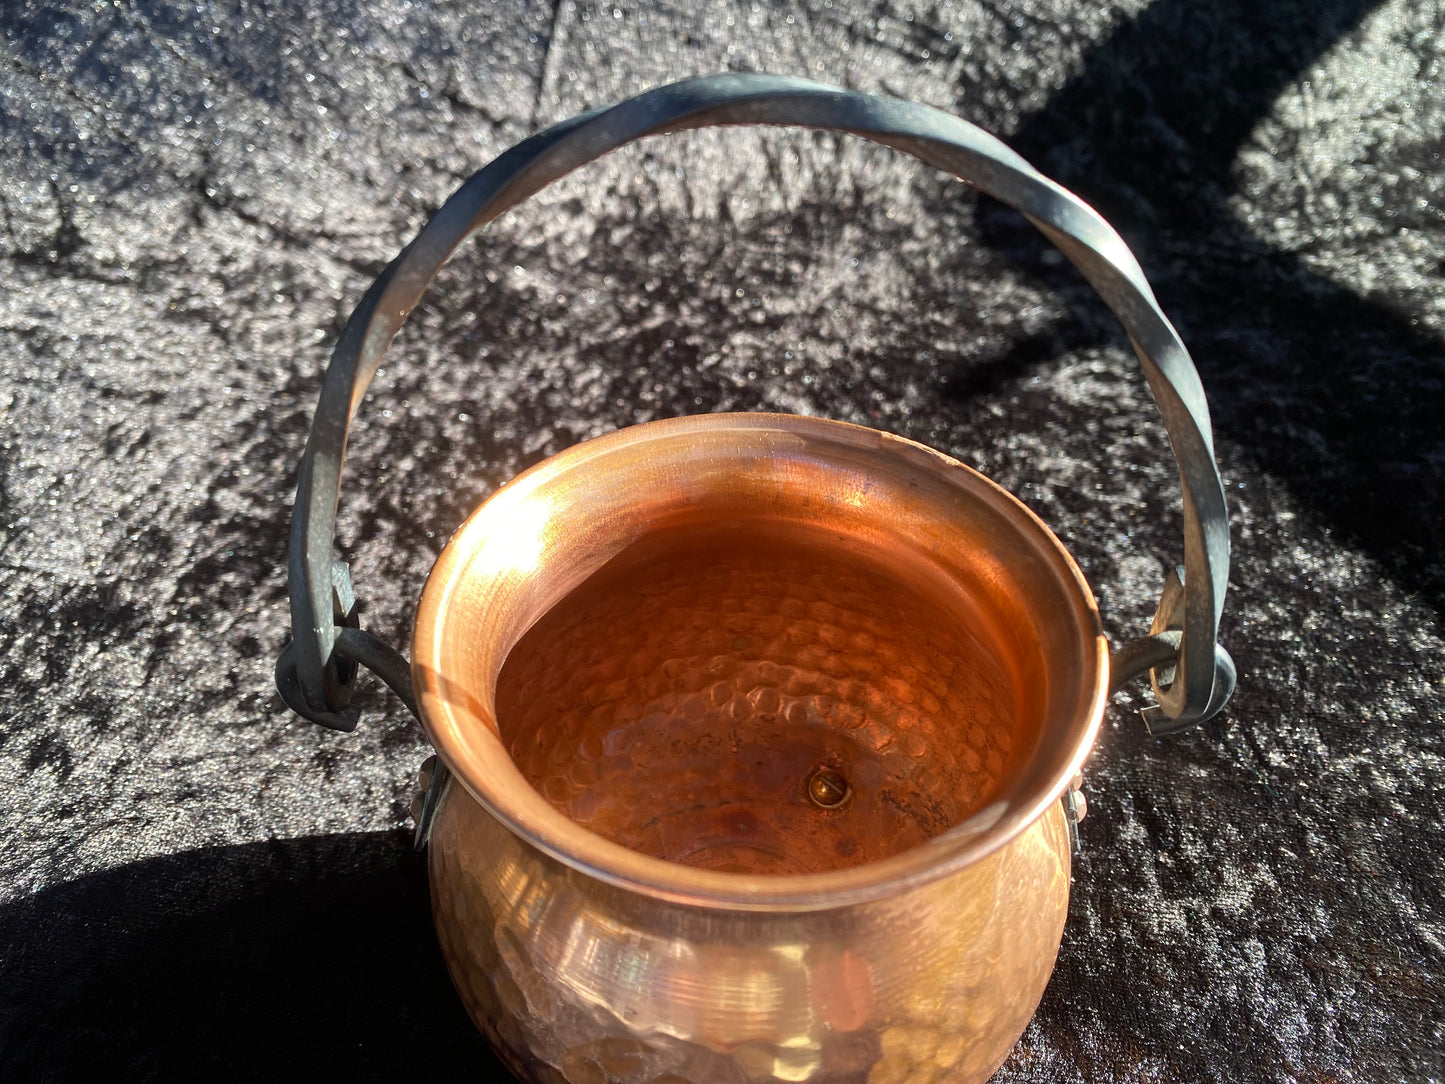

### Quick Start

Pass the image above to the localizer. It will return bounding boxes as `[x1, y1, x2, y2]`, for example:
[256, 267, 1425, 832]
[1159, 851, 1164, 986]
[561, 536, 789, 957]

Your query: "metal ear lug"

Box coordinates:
[412, 754, 452, 851]
[1139, 703, 1167, 735]
[1063, 775, 1088, 853]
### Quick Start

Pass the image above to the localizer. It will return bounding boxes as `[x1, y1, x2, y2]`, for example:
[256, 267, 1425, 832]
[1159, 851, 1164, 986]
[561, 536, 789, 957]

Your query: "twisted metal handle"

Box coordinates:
[277, 72, 1235, 735]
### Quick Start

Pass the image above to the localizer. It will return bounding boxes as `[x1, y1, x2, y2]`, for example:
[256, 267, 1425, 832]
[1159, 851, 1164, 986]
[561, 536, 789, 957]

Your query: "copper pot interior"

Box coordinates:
[417, 415, 1103, 885]
[496, 516, 1036, 875]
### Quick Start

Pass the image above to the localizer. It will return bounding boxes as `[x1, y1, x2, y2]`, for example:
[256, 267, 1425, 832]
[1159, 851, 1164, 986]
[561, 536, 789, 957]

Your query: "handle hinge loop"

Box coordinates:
[1109, 567, 1236, 734]
[275, 561, 418, 731]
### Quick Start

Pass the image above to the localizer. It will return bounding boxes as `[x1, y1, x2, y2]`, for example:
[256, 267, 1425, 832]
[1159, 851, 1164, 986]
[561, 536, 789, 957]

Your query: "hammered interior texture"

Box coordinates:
[495, 522, 1028, 875]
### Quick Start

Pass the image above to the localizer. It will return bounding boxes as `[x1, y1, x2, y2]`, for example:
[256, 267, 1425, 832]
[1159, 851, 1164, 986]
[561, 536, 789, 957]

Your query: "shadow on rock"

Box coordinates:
[0, 831, 504, 1080]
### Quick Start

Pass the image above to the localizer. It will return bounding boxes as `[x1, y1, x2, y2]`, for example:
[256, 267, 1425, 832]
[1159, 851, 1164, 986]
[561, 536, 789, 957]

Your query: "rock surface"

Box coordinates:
[1, 0, 1441, 1080]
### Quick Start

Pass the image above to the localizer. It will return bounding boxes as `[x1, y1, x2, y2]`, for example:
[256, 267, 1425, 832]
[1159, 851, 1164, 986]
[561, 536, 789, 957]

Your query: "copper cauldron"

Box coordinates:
[277, 75, 1236, 1084]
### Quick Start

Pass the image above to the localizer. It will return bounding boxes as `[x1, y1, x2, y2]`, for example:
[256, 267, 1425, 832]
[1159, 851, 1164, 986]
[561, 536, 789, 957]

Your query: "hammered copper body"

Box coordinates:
[414, 414, 1107, 1084]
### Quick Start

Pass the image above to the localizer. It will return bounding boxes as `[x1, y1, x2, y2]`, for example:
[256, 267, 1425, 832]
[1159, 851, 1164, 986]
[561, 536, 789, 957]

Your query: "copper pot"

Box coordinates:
[415, 412, 1100, 1083]
[277, 75, 1235, 1084]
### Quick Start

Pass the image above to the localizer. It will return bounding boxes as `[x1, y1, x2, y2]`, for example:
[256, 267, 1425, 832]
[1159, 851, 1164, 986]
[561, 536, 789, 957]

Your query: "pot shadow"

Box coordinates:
[961, 0, 1445, 619]
[0, 831, 506, 1081]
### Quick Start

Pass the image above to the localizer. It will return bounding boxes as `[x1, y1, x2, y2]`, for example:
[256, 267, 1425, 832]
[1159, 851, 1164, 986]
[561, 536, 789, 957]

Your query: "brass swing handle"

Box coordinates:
[277, 73, 1235, 735]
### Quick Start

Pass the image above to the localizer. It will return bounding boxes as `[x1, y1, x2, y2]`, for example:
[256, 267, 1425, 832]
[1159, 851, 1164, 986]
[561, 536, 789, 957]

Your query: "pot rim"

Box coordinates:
[413, 412, 1107, 911]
